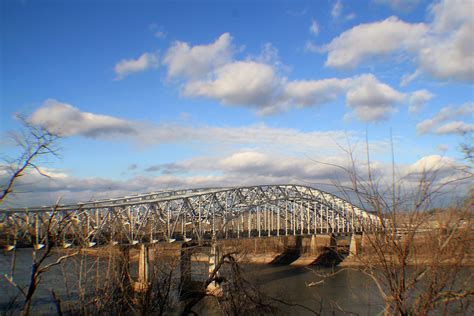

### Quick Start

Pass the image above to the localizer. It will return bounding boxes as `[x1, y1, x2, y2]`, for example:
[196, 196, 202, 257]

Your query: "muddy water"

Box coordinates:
[0, 248, 471, 315]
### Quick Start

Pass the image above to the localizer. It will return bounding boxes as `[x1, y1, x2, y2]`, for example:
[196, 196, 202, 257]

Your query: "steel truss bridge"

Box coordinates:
[0, 184, 382, 249]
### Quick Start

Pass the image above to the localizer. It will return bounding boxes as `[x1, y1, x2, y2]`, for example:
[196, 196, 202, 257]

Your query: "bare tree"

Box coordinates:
[0, 117, 72, 314]
[1, 116, 59, 204]
[313, 141, 474, 315]
[1, 205, 79, 315]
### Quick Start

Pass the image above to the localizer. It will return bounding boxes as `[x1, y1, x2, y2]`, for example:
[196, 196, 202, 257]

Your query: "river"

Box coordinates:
[0, 248, 471, 315]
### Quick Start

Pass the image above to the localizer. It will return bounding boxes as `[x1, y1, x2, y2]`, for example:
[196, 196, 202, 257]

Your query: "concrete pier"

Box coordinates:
[207, 241, 221, 293]
[349, 234, 361, 256]
[180, 243, 192, 288]
[134, 244, 150, 292]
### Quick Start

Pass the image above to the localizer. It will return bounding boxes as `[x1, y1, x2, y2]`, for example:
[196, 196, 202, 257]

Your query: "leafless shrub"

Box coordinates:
[311, 139, 474, 315]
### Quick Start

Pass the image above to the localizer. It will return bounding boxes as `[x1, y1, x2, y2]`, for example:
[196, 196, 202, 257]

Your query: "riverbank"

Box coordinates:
[77, 245, 474, 267]
[340, 255, 474, 267]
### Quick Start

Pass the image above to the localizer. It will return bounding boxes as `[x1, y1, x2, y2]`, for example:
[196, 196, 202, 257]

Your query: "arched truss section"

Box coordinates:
[0, 184, 383, 248]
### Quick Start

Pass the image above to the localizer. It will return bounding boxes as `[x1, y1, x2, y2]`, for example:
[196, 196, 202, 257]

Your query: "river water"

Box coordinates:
[244, 264, 382, 315]
[0, 249, 471, 315]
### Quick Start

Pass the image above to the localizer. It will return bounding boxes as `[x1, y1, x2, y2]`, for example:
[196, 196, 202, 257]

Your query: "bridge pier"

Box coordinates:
[180, 243, 192, 289]
[115, 246, 132, 292]
[179, 240, 223, 296]
[349, 234, 361, 256]
[309, 234, 337, 256]
[207, 240, 221, 294]
[133, 244, 150, 292]
[361, 232, 371, 253]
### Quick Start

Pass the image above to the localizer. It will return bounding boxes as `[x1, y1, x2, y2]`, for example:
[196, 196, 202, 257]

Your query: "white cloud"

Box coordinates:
[219, 151, 270, 173]
[163, 38, 288, 114]
[322, 0, 474, 83]
[407, 154, 457, 174]
[284, 78, 352, 107]
[216, 151, 354, 180]
[323, 16, 427, 69]
[163, 33, 234, 79]
[416, 103, 474, 135]
[331, 0, 343, 18]
[310, 20, 319, 35]
[435, 121, 474, 135]
[184, 66, 405, 120]
[345, 13, 356, 20]
[304, 41, 321, 53]
[146, 123, 360, 155]
[255, 43, 281, 66]
[400, 69, 421, 87]
[110, 33, 408, 121]
[408, 89, 433, 113]
[183, 61, 284, 113]
[417, 0, 474, 82]
[345, 74, 405, 121]
[430, 0, 471, 33]
[28, 99, 136, 138]
[3, 150, 470, 208]
[0, 149, 354, 207]
[285, 74, 405, 121]
[29, 99, 375, 154]
[114, 52, 159, 80]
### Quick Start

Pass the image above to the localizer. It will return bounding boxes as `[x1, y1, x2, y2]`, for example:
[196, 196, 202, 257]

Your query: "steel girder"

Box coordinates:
[0, 184, 382, 248]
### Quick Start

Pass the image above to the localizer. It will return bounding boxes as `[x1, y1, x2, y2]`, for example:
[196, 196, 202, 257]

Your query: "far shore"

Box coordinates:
[76, 246, 474, 267]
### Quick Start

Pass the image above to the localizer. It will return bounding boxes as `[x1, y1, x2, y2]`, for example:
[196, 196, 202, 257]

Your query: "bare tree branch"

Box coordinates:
[1, 116, 59, 204]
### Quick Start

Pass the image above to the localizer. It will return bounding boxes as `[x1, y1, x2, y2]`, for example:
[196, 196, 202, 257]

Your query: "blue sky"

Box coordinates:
[1, 0, 472, 206]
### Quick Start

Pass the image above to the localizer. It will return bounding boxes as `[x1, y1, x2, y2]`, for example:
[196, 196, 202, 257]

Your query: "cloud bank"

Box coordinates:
[28, 99, 372, 155]
[161, 34, 412, 121]
[321, 0, 474, 83]
[1, 151, 469, 208]
[28, 99, 136, 138]
[417, 103, 474, 135]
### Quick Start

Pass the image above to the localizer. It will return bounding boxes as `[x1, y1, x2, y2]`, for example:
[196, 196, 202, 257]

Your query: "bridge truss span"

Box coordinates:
[0, 184, 383, 248]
